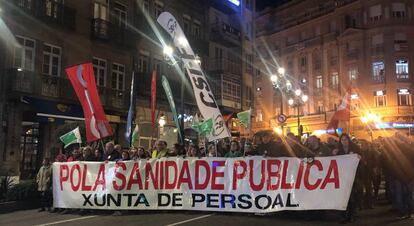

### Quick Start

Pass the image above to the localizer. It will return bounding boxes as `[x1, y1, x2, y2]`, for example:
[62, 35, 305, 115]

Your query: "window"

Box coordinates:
[331, 72, 339, 89]
[256, 109, 263, 122]
[374, 90, 386, 107]
[113, 2, 127, 27]
[94, 0, 108, 20]
[92, 57, 107, 87]
[392, 3, 406, 18]
[152, 58, 163, 75]
[330, 56, 338, 66]
[316, 75, 323, 89]
[369, 4, 382, 22]
[329, 21, 336, 32]
[14, 36, 35, 71]
[316, 101, 324, 113]
[138, 54, 149, 73]
[142, 0, 149, 13]
[372, 61, 385, 83]
[154, 1, 163, 18]
[111, 63, 125, 90]
[394, 33, 408, 51]
[42, 43, 61, 77]
[396, 60, 409, 80]
[245, 86, 253, 107]
[300, 56, 307, 70]
[348, 66, 358, 80]
[398, 89, 411, 106]
[245, 54, 253, 73]
[222, 75, 241, 102]
[18, 0, 32, 10]
[183, 15, 191, 34]
[45, 0, 58, 19]
[193, 20, 201, 37]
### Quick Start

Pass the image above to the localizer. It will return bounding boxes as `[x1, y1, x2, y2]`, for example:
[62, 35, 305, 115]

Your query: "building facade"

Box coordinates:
[254, 0, 414, 140]
[0, 0, 255, 178]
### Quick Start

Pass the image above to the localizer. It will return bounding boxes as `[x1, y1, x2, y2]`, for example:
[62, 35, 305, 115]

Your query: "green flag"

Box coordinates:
[161, 75, 183, 143]
[131, 125, 139, 147]
[59, 127, 82, 148]
[237, 109, 251, 128]
[198, 118, 213, 136]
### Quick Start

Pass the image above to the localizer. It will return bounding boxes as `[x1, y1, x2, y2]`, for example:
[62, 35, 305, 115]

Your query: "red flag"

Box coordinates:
[151, 70, 157, 130]
[65, 63, 113, 142]
[327, 87, 351, 134]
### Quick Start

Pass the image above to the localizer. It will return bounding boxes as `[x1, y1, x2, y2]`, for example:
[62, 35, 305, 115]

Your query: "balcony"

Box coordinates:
[394, 43, 409, 52]
[209, 58, 241, 75]
[396, 73, 410, 83]
[372, 76, 385, 84]
[210, 22, 241, 46]
[41, 75, 60, 97]
[14, 0, 76, 30]
[6, 69, 36, 94]
[91, 19, 135, 48]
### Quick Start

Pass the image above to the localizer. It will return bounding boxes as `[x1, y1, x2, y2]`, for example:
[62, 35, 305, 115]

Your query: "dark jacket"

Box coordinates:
[104, 151, 120, 161]
[256, 141, 289, 157]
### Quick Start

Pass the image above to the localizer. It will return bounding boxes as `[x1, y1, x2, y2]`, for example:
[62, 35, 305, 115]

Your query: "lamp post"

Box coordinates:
[270, 67, 288, 133]
[288, 89, 308, 142]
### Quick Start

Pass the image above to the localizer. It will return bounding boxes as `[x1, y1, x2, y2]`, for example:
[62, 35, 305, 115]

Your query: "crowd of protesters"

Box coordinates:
[37, 131, 414, 223]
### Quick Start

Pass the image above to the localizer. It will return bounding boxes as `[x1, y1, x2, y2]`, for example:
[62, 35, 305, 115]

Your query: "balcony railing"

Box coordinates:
[209, 58, 242, 75]
[91, 18, 134, 48]
[372, 76, 385, 84]
[14, 0, 76, 30]
[210, 22, 240, 46]
[394, 43, 409, 52]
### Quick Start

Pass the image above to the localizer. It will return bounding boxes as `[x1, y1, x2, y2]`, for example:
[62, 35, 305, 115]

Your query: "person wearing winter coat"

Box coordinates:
[36, 158, 52, 212]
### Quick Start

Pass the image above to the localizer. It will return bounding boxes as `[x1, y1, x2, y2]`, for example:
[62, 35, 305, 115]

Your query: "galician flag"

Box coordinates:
[237, 109, 251, 128]
[59, 127, 82, 148]
[198, 118, 213, 136]
[131, 125, 139, 147]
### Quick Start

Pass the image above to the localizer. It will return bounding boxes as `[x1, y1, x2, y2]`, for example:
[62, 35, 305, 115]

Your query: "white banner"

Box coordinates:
[157, 12, 230, 141]
[53, 155, 359, 212]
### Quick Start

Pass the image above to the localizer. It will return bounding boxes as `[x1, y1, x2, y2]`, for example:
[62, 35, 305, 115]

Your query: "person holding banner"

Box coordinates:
[337, 133, 361, 223]
[151, 140, 168, 159]
[104, 142, 119, 161]
[224, 140, 242, 158]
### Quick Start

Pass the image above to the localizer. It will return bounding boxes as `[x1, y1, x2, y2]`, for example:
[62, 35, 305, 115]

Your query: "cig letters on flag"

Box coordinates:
[65, 63, 113, 142]
[157, 12, 230, 141]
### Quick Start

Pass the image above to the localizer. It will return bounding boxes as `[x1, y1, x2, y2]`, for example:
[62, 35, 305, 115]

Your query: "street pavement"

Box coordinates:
[0, 202, 412, 226]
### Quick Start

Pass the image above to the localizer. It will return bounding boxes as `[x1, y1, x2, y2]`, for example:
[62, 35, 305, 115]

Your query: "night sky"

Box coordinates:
[256, 0, 292, 11]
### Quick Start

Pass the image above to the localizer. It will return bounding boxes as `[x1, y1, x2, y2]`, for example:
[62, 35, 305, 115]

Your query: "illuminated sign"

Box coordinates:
[398, 88, 410, 95]
[374, 122, 414, 129]
[228, 0, 240, 6]
[375, 90, 384, 96]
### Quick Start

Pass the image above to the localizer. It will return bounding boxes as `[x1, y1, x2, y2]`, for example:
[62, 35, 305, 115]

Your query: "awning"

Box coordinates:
[22, 96, 121, 123]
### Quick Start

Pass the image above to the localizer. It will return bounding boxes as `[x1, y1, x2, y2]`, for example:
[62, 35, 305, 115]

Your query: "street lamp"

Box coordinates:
[360, 112, 381, 141]
[288, 89, 308, 142]
[270, 74, 278, 83]
[163, 45, 174, 57]
[278, 67, 285, 75]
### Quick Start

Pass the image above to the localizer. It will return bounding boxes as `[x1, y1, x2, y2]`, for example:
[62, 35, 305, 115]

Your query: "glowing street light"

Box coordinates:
[163, 45, 174, 57]
[301, 94, 308, 102]
[288, 98, 294, 106]
[278, 67, 285, 75]
[295, 89, 302, 96]
[273, 127, 283, 135]
[270, 75, 278, 83]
